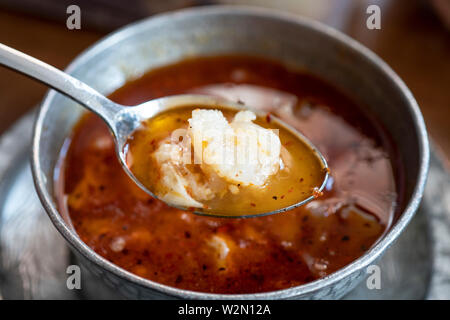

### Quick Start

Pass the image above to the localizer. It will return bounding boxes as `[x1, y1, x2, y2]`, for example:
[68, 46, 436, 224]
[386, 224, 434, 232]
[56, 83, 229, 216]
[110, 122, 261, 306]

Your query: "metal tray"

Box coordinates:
[0, 111, 449, 299]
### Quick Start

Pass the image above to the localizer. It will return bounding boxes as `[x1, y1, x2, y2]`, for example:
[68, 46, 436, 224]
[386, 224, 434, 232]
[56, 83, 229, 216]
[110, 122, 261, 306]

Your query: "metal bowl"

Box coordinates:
[31, 6, 429, 299]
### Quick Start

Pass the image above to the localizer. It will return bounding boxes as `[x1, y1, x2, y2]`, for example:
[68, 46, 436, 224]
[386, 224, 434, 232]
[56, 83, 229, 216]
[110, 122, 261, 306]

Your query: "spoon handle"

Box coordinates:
[0, 43, 120, 128]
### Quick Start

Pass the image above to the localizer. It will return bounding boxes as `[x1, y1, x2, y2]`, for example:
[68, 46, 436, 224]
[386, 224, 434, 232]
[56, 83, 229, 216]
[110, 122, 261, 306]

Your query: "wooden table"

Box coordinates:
[0, 0, 448, 166]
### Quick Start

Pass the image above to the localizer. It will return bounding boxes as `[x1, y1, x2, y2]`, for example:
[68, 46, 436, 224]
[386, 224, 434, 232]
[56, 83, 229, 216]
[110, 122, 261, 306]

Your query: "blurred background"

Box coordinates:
[0, 0, 448, 167]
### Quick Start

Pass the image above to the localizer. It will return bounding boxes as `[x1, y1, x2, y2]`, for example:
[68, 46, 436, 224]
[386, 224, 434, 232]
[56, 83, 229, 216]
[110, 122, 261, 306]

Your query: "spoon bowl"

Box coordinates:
[0, 43, 328, 218]
[117, 94, 329, 218]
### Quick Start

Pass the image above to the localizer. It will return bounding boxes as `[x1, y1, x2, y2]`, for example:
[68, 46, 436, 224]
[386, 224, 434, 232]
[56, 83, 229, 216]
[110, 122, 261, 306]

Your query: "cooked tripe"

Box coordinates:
[153, 142, 210, 208]
[188, 109, 281, 186]
[152, 109, 281, 208]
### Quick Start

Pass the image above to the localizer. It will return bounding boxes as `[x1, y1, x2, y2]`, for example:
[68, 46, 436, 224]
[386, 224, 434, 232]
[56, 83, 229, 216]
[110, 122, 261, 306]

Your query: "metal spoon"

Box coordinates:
[0, 43, 328, 218]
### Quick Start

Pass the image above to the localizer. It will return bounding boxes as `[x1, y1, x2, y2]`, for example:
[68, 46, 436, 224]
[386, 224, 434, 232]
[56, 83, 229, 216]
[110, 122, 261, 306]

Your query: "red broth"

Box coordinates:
[56, 56, 399, 293]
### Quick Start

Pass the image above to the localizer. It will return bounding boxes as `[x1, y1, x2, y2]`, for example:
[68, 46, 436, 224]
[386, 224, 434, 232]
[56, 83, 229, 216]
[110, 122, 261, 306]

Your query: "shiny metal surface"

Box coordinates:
[0, 112, 76, 299]
[30, 6, 429, 299]
[0, 44, 328, 217]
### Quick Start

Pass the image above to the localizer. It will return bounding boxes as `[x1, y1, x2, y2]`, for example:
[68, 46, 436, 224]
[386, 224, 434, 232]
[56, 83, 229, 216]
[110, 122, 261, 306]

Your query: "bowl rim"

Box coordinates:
[31, 5, 430, 299]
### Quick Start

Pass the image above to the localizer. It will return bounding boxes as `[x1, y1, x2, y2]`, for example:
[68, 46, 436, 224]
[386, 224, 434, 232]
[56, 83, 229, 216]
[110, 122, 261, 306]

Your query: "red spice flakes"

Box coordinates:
[288, 187, 294, 193]
[149, 139, 157, 151]
[217, 225, 232, 233]
[265, 112, 272, 123]
[299, 178, 304, 183]
[250, 203, 256, 207]
[280, 195, 285, 199]
[284, 141, 293, 147]
[312, 187, 323, 198]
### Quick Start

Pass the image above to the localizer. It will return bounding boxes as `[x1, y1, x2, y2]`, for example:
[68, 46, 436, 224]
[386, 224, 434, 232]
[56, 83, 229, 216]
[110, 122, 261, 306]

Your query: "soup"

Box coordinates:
[125, 105, 327, 216]
[56, 56, 398, 294]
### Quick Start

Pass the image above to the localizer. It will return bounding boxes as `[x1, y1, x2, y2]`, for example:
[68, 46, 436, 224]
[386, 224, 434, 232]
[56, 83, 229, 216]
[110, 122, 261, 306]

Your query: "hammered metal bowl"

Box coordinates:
[31, 6, 429, 299]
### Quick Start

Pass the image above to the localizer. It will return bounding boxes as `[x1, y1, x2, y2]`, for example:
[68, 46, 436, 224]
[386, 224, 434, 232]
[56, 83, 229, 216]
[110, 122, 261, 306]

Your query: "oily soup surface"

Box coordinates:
[57, 56, 398, 293]
[125, 106, 326, 216]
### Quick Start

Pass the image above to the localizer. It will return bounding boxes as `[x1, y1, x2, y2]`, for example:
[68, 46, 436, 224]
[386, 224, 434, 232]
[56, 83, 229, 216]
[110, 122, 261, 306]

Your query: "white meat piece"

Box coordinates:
[188, 109, 281, 186]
